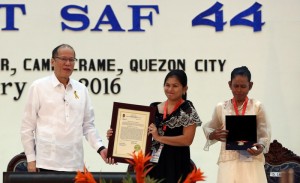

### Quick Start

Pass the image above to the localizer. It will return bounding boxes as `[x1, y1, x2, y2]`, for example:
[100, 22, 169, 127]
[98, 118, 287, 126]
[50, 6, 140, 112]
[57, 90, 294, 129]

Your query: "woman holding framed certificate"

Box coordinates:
[147, 69, 202, 183]
[202, 66, 271, 183]
[107, 70, 202, 183]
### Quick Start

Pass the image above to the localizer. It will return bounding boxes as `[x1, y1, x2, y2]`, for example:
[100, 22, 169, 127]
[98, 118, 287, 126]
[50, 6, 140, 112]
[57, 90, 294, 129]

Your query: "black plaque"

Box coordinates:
[226, 115, 257, 150]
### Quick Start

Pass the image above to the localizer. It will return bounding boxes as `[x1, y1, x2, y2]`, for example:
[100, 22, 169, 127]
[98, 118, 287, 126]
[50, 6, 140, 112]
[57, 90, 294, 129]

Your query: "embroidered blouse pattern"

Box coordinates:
[151, 101, 201, 151]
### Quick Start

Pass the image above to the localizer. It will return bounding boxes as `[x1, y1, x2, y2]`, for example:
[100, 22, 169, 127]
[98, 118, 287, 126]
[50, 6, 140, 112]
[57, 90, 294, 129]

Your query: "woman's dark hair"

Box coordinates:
[52, 44, 75, 58]
[230, 66, 251, 82]
[164, 69, 188, 100]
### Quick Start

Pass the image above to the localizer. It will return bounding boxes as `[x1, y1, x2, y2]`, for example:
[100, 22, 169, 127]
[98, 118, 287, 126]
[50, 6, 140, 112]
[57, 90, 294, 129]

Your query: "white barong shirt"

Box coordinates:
[21, 74, 104, 171]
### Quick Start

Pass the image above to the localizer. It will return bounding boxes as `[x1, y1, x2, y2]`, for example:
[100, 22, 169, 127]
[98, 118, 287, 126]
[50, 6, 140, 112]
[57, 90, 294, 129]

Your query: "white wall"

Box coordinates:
[1, 0, 300, 182]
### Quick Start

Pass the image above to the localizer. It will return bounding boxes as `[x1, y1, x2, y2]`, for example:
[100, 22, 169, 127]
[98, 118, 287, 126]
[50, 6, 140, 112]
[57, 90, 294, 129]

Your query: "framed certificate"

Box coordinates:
[107, 102, 156, 163]
[225, 115, 257, 150]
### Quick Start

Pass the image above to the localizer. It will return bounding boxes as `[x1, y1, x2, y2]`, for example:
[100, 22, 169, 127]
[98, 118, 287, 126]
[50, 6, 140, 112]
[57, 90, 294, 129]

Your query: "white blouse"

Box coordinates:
[21, 74, 104, 171]
[203, 98, 271, 164]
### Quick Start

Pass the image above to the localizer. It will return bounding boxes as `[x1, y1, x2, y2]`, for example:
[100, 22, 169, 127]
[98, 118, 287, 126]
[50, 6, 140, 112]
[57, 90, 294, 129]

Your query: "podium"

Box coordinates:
[3, 172, 136, 183]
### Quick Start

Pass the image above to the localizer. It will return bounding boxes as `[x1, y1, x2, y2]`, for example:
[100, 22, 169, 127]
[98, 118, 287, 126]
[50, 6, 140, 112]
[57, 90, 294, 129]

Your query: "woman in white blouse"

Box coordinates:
[203, 66, 271, 183]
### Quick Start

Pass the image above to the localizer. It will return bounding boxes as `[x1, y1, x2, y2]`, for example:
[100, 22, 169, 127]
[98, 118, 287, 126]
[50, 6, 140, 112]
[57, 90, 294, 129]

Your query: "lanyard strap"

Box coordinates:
[232, 97, 248, 115]
[162, 99, 184, 131]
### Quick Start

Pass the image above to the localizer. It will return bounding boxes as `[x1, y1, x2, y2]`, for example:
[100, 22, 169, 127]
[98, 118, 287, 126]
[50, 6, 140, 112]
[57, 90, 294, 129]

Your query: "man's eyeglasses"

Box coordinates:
[54, 57, 77, 63]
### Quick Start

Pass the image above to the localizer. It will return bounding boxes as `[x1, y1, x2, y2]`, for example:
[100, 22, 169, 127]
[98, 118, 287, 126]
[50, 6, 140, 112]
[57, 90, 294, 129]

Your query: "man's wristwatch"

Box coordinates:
[97, 146, 106, 154]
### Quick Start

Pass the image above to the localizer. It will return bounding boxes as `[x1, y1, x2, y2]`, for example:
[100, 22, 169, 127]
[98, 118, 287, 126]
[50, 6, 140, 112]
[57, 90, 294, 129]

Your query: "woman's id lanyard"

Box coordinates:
[162, 99, 184, 131]
[232, 97, 248, 116]
[150, 99, 184, 163]
[232, 97, 253, 161]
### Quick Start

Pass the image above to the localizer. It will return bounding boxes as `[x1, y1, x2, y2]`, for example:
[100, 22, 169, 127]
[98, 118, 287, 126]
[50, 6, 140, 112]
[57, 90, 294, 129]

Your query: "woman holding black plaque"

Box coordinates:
[202, 66, 271, 183]
[107, 70, 202, 183]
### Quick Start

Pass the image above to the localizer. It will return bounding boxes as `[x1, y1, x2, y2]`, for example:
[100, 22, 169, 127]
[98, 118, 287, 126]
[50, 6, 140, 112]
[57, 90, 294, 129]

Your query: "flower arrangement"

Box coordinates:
[74, 166, 97, 183]
[125, 151, 156, 183]
[74, 151, 205, 183]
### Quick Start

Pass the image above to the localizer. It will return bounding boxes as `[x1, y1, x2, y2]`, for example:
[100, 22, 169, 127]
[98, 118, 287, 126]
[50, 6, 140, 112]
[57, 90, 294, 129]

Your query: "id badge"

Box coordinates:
[150, 144, 164, 163]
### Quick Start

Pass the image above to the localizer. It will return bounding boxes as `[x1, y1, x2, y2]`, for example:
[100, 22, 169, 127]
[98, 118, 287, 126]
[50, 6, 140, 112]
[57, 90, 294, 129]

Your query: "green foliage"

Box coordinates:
[119, 172, 164, 183]
[122, 173, 134, 183]
[144, 175, 164, 183]
[99, 178, 112, 183]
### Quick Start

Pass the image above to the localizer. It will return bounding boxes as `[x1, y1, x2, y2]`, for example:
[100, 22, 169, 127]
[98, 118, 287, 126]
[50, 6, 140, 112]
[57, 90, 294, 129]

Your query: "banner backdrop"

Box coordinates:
[1, 0, 300, 182]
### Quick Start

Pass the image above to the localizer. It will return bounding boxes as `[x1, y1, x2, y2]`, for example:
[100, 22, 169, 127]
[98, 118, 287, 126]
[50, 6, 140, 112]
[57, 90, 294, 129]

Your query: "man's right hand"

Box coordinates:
[27, 161, 37, 172]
